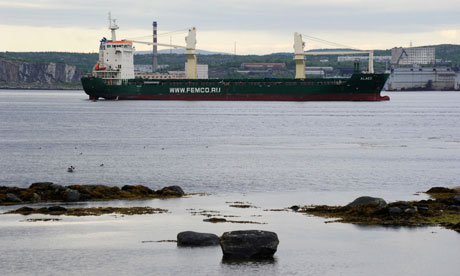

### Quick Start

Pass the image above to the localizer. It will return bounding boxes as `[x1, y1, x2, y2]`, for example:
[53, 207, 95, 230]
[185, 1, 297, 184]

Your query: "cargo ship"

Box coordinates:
[81, 16, 389, 101]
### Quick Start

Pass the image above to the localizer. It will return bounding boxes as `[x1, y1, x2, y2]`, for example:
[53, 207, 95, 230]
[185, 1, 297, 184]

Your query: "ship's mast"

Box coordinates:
[108, 12, 119, 41]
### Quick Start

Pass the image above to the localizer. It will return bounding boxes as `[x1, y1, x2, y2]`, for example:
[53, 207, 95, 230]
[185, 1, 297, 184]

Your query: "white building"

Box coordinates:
[338, 56, 391, 62]
[385, 66, 458, 91]
[391, 47, 435, 65]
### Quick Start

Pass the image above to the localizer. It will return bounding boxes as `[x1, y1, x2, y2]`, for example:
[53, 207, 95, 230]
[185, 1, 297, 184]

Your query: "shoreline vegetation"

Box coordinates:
[1, 182, 459, 233]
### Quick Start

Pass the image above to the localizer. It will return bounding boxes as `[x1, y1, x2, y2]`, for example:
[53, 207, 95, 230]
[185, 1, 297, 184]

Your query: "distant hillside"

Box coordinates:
[0, 44, 458, 83]
[0, 56, 85, 89]
[136, 49, 231, 55]
[0, 52, 98, 72]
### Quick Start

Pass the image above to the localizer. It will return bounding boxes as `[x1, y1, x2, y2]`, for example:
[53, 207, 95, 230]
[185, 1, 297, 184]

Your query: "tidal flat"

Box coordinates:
[1, 90, 460, 275]
[1, 191, 460, 276]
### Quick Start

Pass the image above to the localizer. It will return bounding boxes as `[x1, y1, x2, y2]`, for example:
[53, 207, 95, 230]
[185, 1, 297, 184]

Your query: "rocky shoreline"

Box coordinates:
[0, 182, 185, 205]
[7, 205, 168, 216]
[2, 183, 460, 234]
[297, 187, 460, 233]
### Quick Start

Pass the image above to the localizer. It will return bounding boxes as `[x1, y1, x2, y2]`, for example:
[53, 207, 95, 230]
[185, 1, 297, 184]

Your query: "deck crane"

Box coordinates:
[123, 28, 198, 79]
[293, 33, 375, 79]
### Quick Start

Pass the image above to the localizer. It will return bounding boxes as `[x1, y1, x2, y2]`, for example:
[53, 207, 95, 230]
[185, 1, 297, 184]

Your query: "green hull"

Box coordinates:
[81, 73, 390, 101]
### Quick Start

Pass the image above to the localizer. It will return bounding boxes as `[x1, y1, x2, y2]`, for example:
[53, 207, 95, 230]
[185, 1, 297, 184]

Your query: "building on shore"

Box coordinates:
[338, 56, 391, 62]
[240, 63, 286, 70]
[385, 66, 458, 91]
[134, 64, 169, 73]
[391, 47, 435, 65]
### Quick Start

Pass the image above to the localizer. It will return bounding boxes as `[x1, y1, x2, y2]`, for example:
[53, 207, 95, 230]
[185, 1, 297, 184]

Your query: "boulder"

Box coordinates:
[388, 207, 402, 215]
[447, 205, 460, 211]
[404, 208, 416, 215]
[220, 230, 279, 259]
[121, 185, 153, 195]
[6, 193, 22, 202]
[29, 182, 55, 190]
[177, 231, 219, 246]
[346, 196, 387, 208]
[453, 195, 460, 204]
[426, 187, 457, 194]
[64, 189, 80, 202]
[157, 186, 184, 197]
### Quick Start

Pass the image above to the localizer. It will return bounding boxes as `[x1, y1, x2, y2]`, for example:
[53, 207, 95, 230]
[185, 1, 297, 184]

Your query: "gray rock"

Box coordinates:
[177, 231, 219, 246]
[447, 205, 460, 211]
[453, 195, 460, 204]
[220, 230, 279, 259]
[394, 201, 411, 207]
[346, 196, 387, 208]
[6, 193, 22, 202]
[157, 186, 184, 197]
[404, 208, 416, 215]
[388, 207, 402, 215]
[64, 189, 80, 202]
[418, 206, 429, 212]
[29, 182, 54, 190]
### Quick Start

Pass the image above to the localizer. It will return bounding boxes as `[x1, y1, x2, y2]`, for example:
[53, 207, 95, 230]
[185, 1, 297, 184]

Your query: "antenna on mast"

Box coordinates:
[108, 12, 119, 41]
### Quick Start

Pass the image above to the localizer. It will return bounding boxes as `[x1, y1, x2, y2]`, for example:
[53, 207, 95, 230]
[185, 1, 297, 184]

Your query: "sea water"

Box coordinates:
[0, 90, 459, 275]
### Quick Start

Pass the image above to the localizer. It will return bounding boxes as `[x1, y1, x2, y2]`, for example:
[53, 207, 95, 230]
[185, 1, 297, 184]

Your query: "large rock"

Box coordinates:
[388, 207, 402, 215]
[64, 189, 80, 202]
[157, 186, 184, 197]
[6, 193, 22, 203]
[219, 230, 279, 259]
[453, 195, 460, 204]
[177, 231, 219, 246]
[346, 196, 387, 208]
[426, 187, 458, 194]
[121, 185, 153, 195]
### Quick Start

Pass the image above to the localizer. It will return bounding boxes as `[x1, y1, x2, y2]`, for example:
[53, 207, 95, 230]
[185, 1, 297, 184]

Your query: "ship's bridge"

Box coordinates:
[94, 39, 135, 85]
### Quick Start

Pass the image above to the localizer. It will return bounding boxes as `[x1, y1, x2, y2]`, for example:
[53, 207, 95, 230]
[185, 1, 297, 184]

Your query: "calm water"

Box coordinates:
[0, 90, 459, 275]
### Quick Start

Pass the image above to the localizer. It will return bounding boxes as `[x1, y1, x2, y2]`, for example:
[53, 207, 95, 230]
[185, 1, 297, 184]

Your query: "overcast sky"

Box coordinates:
[1, 0, 459, 54]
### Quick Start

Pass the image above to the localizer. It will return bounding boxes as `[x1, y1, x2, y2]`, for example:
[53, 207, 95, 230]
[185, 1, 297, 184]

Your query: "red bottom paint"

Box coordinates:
[93, 94, 390, 101]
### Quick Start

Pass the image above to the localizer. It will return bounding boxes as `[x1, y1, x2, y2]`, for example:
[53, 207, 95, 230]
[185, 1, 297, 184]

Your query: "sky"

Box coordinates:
[1, 0, 459, 54]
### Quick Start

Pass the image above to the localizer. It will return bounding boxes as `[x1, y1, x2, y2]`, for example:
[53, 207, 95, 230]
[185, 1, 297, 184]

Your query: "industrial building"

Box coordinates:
[391, 47, 435, 65]
[337, 56, 391, 62]
[134, 64, 169, 73]
[240, 63, 286, 70]
[385, 66, 458, 91]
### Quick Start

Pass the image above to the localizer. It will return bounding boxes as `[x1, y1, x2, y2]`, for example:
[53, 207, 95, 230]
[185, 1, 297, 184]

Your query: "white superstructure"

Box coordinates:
[92, 14, 198, 85]
[93, 14, 134, 85]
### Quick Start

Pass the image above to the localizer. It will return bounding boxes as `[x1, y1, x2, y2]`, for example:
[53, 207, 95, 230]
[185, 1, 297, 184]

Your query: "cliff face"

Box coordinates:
[0, 57, 84, 84]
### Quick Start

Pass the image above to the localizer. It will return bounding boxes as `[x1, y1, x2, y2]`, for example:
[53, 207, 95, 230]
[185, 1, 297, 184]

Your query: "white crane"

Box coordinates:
[293, 33, 375, 78]
[124, 28, 198, 79]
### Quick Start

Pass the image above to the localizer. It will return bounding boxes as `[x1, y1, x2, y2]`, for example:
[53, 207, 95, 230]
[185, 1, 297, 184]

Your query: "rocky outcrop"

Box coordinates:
[0, 182, 186, 205]
[157, 186, 185, 197]
[177, 231, 219, 246]
[346, 196, 387, 208]
[219, 230, 279, 259]
[0, 57, 84, 85]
